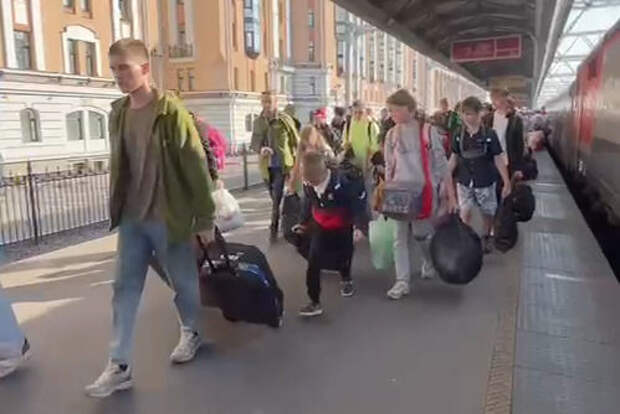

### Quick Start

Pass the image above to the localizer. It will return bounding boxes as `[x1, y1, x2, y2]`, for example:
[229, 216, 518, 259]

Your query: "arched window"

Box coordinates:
[67, 111, 84, 141]
[88, 111, 106, 140]
[244, 0, 262, 59]
[21, 108, 41, 142]
[245, 113, 254, 132]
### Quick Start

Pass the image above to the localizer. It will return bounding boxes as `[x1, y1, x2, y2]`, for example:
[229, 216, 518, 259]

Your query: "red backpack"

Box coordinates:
[205, 123, 227, 171]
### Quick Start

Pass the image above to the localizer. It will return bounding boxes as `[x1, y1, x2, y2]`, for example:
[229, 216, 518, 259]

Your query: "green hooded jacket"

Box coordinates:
[250, 111, 299, 180]
[108, 90, 215, 243]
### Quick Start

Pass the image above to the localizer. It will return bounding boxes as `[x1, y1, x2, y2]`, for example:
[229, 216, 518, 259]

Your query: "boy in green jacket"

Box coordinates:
[85, 39, 215, 398]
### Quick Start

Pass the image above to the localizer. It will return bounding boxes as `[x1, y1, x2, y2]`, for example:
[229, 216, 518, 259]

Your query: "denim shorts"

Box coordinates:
[457, 183, 498, 216]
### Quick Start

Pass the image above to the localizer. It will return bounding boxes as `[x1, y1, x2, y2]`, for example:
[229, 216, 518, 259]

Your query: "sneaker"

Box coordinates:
[0, 338, 31, 379]
[340, 281, 355, 297]
[483, 235, 494, 254]
[299, 302, 323, 317]
[420, 261, 436, 280]
[84, 362, 133, 398]
[387, 281, 410, 300]
[170, 329, 202, 364]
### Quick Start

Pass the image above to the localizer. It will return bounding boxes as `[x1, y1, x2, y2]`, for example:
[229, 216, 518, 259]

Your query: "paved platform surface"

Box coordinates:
[513, 152, 620, 414]
[0, 152, 617, 414]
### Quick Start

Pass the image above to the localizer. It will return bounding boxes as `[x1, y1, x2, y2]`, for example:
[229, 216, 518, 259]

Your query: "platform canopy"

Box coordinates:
[333, 0, 563, 106]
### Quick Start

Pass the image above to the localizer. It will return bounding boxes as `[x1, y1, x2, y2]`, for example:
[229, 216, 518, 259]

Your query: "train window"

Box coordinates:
[244, 0, 262, 59]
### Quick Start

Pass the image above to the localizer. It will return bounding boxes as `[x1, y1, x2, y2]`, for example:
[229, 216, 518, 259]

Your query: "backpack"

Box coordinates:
[206, 124, 227, 171]
[343, 119, 376, 147]
[454, 126, 491, 160]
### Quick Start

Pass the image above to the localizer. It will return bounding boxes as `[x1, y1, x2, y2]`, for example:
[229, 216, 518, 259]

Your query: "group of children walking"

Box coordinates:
[268, 89, 519, 316]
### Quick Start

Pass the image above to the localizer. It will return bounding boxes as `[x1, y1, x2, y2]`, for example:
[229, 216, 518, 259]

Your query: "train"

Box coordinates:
[546, 19, 620, 226]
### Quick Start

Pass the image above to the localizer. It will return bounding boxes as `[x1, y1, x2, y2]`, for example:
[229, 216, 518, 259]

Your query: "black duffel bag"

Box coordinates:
[522, 150, 539, 181]
[509, 183, 535, 222]
[494, 199, 518, 253]
[282, 193, 302, 245]
[430, 214, 483, 285]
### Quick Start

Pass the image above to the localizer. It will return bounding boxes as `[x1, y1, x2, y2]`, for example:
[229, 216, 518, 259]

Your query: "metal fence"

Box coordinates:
[0, 145, 263, 246]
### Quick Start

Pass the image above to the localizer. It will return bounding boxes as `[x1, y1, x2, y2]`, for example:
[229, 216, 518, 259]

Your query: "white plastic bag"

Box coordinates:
[213, 189, 240, 221]
[213, 189, 244, 233]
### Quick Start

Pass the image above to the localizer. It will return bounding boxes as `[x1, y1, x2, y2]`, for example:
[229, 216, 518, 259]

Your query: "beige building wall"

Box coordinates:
[40, 1, 115, 77]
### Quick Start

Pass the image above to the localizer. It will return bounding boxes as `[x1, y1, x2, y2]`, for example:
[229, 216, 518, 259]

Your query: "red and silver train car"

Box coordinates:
[547, 20, 620, 224]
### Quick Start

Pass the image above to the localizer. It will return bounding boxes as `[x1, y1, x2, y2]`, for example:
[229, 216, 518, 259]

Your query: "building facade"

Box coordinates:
[0, 0, 486, 167]
[0, 0, 159, 171]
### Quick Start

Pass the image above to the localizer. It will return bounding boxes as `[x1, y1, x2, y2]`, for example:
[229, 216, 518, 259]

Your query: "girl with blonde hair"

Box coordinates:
[288, 125, 334, 193]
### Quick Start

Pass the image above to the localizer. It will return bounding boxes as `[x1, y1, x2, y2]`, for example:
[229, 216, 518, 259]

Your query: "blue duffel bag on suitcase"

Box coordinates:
[197, 230, 284, 328]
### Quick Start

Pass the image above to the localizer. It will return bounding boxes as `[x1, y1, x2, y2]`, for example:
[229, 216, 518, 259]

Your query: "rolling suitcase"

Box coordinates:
[197, 231, 284, 328]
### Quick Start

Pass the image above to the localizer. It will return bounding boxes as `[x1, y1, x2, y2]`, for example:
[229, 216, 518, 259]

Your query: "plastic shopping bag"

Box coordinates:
[369, 217, 396, 270]
[213, 189, 244, 233]
[213, 189, 240, 221]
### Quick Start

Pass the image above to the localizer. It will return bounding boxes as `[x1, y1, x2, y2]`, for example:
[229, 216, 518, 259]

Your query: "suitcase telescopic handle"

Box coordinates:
[196, 227, 233, 272]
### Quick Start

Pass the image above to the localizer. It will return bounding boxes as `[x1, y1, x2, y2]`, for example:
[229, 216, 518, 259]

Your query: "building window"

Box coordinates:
[245, 114, 253, 132]
[21, 108, 41, 142]
[244, 0, 261, 59]
[177, 69, 184, 91]
[337, 40, 345, 75]
[308, 9, 315, 28]
[14, 31, 32, 70]
[280, 75, 285, 94]
[187, 69, 195, 91]
[67, 111, 84, 141]
[89, 111, 106, 140]
[250, 70, 256, 91]
[63, 0, 74, 9]
[309, 77, 316, 95]
[308, 40, 315, 62]
[80, 0, 90, 12]
[264, 72, 269, 90]
[119, 0, 131, 20]
[85, 42, 96, 76]
[233, 67, 239, 90]
[67, 39, 79, 74]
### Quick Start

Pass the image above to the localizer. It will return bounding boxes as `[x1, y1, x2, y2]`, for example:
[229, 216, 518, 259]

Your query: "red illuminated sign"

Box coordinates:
[451, 35, 522, 63]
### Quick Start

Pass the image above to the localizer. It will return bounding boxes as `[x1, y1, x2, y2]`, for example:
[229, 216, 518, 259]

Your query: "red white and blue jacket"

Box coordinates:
[301, 169, 367, 231]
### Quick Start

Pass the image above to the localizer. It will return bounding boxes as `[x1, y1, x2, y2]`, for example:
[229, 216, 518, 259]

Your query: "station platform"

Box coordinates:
[0, 151, 618, 414]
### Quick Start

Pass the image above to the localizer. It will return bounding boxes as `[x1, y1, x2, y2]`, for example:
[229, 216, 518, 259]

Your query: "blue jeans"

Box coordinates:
[109, 220, 200, 365]
[0, 285, 25, 358]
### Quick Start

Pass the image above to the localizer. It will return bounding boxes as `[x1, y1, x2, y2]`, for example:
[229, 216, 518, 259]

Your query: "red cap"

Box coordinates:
[314, 107, 327, 121]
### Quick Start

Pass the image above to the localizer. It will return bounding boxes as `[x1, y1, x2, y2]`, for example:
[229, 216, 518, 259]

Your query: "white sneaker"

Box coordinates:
[84, 362, 133, 398]
[0, 339, 31, 379]
[421, 261, 437, 280]
[387, 281, 410, 300]
[170, 329, 202, 364]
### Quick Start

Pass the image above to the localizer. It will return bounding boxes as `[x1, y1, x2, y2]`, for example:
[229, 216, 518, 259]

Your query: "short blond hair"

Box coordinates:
[109, 38, 149, 62]
[386, 89, 417, 112]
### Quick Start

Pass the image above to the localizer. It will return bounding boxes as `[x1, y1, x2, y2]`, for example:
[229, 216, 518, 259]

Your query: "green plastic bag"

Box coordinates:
[369, 217, 396, 270]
